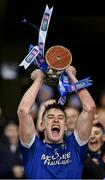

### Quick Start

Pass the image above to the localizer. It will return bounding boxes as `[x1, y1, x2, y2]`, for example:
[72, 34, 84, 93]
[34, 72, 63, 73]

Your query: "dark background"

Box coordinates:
[0, 0, 105, 117]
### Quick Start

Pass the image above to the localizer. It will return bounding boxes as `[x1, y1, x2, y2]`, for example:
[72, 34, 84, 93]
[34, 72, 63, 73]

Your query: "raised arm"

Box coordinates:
[65, 66, 96, 142]
[17, 69, 45, 145]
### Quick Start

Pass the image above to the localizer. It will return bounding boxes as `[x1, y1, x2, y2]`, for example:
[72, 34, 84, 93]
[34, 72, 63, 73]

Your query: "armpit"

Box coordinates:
[74, 130, 88, 146]
[20, 134, 36, 148]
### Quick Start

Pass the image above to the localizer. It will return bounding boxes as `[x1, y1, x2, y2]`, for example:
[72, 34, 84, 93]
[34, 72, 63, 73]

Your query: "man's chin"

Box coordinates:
[89, 145, 101, 153]
[51, 135, 63, 143]
[45, 132, 63, 143]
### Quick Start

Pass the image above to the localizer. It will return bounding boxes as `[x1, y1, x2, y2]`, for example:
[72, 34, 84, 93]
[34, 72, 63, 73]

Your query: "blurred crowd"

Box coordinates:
[1, 83, 105, 179]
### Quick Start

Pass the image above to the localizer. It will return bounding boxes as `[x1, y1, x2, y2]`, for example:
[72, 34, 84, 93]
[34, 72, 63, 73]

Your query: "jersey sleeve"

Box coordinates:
[67, 133, 88, 163]
[19, 135, 42, 166]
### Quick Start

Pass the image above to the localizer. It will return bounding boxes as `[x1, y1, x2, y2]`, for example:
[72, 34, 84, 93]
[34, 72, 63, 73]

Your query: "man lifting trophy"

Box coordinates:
[19, 4, 92, 104]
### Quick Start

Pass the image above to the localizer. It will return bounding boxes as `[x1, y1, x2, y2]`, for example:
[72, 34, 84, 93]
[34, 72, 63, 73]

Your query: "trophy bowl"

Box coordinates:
[44, 45, 72, 85]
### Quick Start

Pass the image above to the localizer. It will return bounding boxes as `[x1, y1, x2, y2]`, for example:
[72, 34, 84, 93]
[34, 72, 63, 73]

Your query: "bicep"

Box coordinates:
[75, 110, 94, 142]
[18, 111, 36, 145]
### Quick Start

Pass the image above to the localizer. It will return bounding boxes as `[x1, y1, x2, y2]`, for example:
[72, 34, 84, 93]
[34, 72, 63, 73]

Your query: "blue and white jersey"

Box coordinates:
[20, 131, 88, 179]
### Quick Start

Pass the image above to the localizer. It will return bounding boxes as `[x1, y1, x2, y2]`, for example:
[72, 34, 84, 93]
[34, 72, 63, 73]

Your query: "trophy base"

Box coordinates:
[45, 45, 72, 70]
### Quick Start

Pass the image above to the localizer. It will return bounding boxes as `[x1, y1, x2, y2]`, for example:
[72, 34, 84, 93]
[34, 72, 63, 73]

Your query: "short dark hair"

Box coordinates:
[42, 103, 67, 121]
[93, 122, 104, 133]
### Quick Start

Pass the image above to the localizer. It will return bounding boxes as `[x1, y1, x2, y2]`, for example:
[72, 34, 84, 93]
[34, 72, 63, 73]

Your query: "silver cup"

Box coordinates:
[44, 45, 72, 85]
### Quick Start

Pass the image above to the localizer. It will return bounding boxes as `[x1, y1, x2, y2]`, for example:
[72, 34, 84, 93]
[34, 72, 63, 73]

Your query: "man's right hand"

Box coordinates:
[31, 69, 45, 84]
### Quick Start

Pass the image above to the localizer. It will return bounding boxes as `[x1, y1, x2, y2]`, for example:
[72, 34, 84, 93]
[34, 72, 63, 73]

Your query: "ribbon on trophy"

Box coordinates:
[19, 4, 93, 105]
[19, 4, 53, 70]
[35, 4, 53, 71]
[19, 45, 39, 69]
[58, 74, 93, 105]
[38, 5, 53, 56]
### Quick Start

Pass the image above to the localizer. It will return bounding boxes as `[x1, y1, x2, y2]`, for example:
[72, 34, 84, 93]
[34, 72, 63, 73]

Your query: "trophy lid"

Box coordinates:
[45, 45, 72, 70]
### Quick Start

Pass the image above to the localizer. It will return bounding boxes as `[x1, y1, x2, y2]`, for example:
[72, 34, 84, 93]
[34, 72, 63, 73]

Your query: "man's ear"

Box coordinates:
[40, 121, 45, 131]
[102, 133, 105, 142]
[65, 123, 67, 131]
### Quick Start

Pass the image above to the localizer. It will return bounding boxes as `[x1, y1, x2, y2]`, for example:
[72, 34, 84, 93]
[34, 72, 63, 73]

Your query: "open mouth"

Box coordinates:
[89, 140, 98, 147]
[51, 126, 60, 134]
[90, 141, 97, 144]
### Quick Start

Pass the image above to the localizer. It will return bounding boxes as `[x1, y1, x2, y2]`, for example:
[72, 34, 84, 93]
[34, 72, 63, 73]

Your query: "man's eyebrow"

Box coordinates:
[47, 114, 54, 117]
[47, 114, 65, 117]
[58, 114, 65, 117]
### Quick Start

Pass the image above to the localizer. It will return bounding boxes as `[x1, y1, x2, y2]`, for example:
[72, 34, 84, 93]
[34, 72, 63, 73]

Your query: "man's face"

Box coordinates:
[88, 126, 104, 152]
[65, 107, 79, 132]
[42, 108, 67, 143]
[4, 124, 19, 145]
[97, 110, 105, 129]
